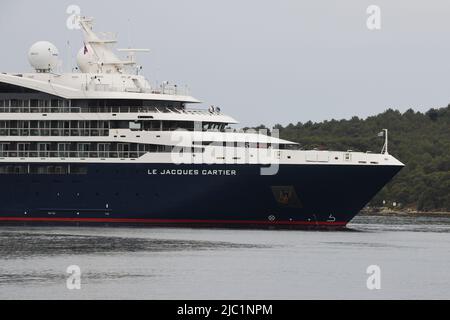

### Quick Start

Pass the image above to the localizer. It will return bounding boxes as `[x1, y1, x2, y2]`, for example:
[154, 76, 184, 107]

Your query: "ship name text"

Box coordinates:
[147, 169, 237, 176]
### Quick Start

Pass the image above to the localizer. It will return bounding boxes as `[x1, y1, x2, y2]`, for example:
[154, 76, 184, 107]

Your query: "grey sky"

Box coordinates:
[1, 0, 449, 127]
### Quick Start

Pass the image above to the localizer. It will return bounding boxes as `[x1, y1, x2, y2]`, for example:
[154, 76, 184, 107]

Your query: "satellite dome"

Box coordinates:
[76, 44, 99, 73]
[28, 41, 59, 72]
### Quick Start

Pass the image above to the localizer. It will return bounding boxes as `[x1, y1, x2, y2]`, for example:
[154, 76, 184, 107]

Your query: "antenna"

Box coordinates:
[380, 129, 389, 155]
[66, 40, 72, 72]
[127, 18, 132, 48]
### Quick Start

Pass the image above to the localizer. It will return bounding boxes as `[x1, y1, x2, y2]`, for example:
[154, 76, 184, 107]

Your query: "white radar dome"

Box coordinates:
[76, 45, 99, 73]
[28, 41, 59, 72]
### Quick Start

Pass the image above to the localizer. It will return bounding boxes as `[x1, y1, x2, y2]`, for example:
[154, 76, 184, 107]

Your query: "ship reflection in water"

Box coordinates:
[1, 215, 450, 300]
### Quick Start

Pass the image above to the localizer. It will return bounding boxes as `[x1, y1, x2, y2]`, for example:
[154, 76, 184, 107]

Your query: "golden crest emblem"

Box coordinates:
[271, 186, 302, 208]
[279, 190, 291, 205]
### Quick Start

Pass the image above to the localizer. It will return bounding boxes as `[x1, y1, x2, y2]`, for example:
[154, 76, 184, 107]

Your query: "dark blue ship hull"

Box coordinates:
[0, 163, 402, 229]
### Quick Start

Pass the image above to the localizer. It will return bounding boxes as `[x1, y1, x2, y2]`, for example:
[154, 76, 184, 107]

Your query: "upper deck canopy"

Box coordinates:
[0, 73, 200, 104]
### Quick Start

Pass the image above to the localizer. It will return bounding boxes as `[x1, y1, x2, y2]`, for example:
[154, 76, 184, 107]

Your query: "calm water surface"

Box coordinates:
[0, 215, 449, 300]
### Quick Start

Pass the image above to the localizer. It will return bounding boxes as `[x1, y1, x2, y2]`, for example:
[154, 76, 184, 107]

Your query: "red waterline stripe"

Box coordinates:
[0, 217, 347, 226]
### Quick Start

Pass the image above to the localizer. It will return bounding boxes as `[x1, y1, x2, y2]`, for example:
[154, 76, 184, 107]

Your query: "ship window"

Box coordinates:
[0, 165, 28, 174]
[71, 166, 88, 175]
[130, 121, 141, 131]
[54, 166, 68, 174]
[0, 166, 9, 174]
[15, 166, 27, 174]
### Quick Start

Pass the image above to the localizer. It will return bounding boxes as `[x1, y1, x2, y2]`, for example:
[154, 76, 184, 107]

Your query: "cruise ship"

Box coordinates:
[0, 16, 404, 229]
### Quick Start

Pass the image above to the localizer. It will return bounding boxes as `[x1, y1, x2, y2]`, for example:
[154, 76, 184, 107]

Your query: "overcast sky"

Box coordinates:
[1, 0, 449, 127]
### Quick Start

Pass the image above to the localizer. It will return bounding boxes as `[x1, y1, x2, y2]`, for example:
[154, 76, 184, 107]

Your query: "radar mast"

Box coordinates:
[77, 16, 149, 74]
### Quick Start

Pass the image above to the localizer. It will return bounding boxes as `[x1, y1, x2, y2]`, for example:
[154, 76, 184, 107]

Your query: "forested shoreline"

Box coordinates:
[256, 106, 450, 212]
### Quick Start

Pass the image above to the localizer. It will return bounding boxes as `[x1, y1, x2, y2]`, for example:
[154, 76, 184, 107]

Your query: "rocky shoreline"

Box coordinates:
[361, 208, 450, 217]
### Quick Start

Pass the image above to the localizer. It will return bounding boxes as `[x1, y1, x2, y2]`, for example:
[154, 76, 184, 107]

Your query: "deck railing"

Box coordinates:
[0, 129, 109, 137]
[0, 106, 221, 115]
[0, 151, 146, 159]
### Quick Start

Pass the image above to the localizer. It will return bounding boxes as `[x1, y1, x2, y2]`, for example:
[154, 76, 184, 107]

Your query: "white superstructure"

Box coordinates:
[0, 16, 403, 168]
